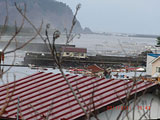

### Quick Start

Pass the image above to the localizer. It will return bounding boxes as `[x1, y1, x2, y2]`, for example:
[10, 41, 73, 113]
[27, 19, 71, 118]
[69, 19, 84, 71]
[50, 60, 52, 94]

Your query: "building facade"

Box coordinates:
[146, 53, 160, 77]
[61, 47, 87, 59]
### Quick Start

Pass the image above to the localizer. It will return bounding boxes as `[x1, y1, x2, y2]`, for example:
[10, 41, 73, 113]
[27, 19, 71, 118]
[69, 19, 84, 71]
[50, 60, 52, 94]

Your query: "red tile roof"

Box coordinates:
[0, 72, 157, 120]
[86, 64, 104, 73]
[126, 67, 140, 71]
[61, 47, 87, 53]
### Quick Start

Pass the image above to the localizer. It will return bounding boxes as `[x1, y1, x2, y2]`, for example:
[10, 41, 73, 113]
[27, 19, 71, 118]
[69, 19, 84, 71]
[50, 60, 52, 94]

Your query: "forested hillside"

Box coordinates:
[0, 0, 83, 33]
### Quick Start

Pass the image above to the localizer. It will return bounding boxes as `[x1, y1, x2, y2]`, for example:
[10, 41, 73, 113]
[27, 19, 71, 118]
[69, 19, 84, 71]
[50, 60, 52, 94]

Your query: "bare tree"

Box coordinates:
[0, 1, 159, 120]
[0, 2, 42, 117]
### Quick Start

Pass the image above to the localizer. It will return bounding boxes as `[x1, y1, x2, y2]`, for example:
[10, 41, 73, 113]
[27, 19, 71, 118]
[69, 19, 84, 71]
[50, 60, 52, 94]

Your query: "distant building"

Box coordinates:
[61, 47, 87, 58]
[146, 53, 160, 77]
[86, 64, 104, 77]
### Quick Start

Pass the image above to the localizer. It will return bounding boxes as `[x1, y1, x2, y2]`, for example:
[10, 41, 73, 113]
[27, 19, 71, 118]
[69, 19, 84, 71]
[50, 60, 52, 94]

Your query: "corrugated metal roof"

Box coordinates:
[0, 72, 157, 120]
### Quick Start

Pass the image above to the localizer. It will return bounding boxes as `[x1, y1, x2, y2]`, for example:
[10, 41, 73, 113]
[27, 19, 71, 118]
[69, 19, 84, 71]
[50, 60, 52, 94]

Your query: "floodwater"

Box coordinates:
[0, 34, 159, 119]
[0, 34, 157, 84]
[0, 34, 157, 56]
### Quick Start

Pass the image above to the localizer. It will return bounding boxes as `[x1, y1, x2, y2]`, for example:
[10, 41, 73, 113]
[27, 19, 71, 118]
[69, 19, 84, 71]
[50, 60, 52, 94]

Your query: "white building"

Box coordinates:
[61, 47, 87, 59]
[146, 53, 160, 76]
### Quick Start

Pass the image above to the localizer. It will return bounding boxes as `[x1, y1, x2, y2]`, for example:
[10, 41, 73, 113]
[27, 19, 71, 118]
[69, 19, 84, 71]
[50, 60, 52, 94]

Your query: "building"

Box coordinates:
[61, 47, 87, 58]
[86, 64, 104, 77]
[151, 56, 160, 77]
[0, 72, 157, 120]
[146, 53, 160, 77]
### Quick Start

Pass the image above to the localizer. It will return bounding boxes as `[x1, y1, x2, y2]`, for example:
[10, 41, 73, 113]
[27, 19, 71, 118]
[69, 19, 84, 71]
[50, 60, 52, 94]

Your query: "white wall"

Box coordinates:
[146, 55, 155, 75]
[91, 94, 160, 120]
[152, 60, 160, 76]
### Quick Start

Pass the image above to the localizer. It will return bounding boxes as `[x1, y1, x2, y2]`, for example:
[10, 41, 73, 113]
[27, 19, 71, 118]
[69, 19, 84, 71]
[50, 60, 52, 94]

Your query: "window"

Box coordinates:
[81, 53, 84, 56]
[66, 52, 70, 55]
[156, 67, 160, 73]
[74, 53, 79, 56]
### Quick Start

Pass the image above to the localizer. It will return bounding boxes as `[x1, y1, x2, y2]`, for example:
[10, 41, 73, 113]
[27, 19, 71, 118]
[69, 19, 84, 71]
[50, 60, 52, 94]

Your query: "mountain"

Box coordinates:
[0, 0, 83, 33]
[83, 27, 93, 34]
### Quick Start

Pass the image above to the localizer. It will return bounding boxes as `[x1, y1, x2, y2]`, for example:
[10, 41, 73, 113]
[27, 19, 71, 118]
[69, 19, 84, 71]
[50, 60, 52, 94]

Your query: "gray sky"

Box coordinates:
[57, 0, 160, 35]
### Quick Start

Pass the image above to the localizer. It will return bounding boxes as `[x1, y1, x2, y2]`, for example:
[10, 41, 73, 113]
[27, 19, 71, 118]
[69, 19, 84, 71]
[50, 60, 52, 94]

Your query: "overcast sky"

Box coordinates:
[57, 0, 160, 35]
